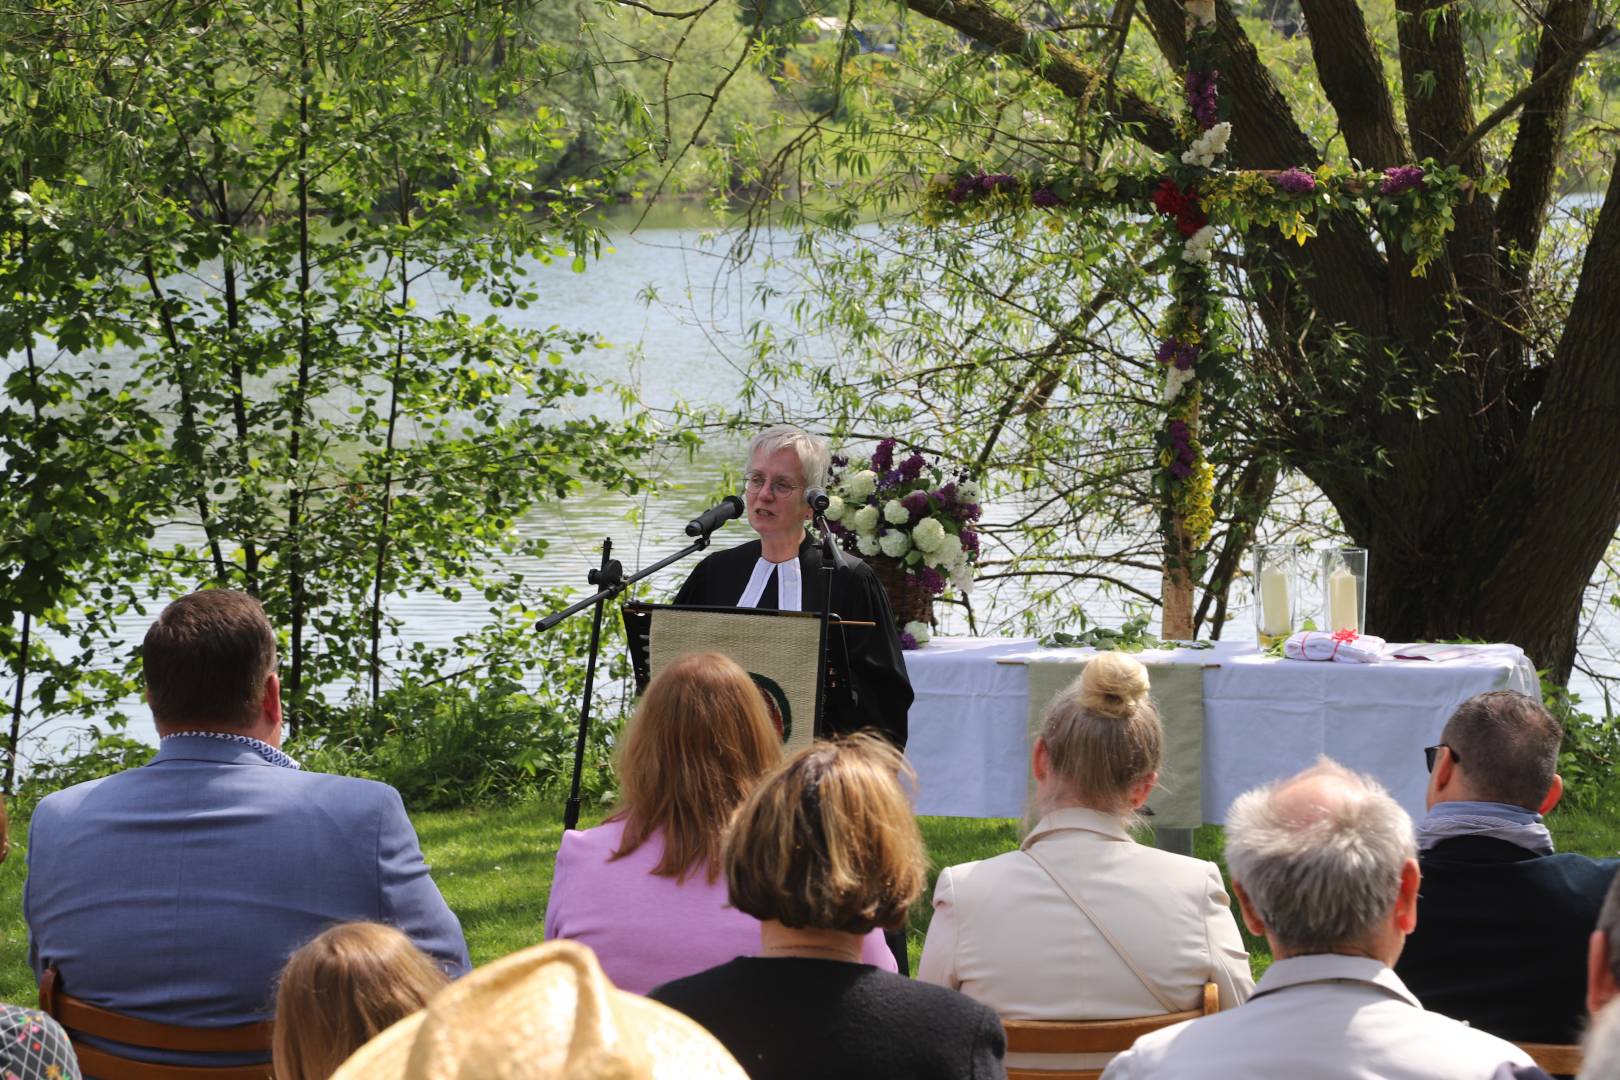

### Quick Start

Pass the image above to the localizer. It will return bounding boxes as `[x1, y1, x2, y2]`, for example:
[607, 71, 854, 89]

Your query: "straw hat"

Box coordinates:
[330, 940, 746, 1080]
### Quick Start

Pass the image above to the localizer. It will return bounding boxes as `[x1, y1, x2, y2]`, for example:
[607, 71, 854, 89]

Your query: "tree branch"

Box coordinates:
[1295, 0, 1408, 168]
[902, 0, 1179, 152]
[1448, 22, 1613, 170]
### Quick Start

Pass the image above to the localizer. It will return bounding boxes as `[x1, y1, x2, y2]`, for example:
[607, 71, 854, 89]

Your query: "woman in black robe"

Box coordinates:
[673, 425, 912, 749]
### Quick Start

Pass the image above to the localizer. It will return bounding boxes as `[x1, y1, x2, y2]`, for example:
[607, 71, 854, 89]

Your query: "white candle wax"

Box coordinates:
[1328, 569, 1360, 633]
[1259, 565, 1292, 637]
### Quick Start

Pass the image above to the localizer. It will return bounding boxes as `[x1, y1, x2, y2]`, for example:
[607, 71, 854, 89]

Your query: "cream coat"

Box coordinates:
[917, 806, 1254, 1071]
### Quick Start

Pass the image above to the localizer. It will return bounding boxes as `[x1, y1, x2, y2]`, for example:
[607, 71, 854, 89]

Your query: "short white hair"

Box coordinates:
[1586, 999, 1620, 1080]
[746, 425, 830, 492]
[1225, 757, 1415, 954]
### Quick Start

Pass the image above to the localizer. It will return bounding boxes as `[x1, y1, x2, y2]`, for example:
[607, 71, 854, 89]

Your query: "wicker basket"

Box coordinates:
[866, 554, 934, 628]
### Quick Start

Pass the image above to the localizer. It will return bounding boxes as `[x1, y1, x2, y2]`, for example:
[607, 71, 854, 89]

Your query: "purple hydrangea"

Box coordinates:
[1379, 165, 1425, 197]
[1275, 167, 1317, 195]
[902, 490, 931, 521]
[1184, 68, 1220, 130]
[959, 529, 980, 556]
[1031, 188, 1063, 208]
[870, 438, 897, 473]
[1167, 420, 1197, 479]
[961, 502, 983, 521]
[897, 453, 927, 481]
[936, 481, 958, 506]
[1156, 338, 1199, 371]
[947, 175, 977, 204]
[914, 565, 947, 595]
[978, 172, 1017, 192]
[899, 631, 919, 650]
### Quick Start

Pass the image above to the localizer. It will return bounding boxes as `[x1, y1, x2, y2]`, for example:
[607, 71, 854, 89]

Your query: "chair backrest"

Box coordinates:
[1002, 982, 1219, 1080]
[39, 967, 273, 1080]
[1515, 1041, 1581, 1078]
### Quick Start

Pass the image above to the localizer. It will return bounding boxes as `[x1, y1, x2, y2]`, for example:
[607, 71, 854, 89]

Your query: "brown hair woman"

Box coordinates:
[543, 652, 897, 993]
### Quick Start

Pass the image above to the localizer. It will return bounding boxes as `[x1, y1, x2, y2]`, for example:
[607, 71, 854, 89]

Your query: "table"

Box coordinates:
[903, 638, 1538, 823]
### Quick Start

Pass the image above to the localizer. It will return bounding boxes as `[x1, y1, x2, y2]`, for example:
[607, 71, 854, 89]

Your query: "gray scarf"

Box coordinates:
[1415, 800, 1553, 856]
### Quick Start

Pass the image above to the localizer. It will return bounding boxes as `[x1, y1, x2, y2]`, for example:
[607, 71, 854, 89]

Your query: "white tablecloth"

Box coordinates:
[902, 638, 1538, 822]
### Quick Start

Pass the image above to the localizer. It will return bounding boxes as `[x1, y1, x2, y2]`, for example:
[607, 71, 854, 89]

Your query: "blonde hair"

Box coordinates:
[724, 735, 927, 934]
[1039, 651, 1163, 815]
[613, 652, 782, 882]
[746, 425, 830, 492]
[273, 922, 448, 1080]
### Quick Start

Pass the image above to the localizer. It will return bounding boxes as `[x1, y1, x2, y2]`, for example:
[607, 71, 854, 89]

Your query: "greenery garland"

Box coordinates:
[919, 1, 1469, 607]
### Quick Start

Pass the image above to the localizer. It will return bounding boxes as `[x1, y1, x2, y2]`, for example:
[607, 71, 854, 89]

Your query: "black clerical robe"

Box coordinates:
[673, 535, 912, 748]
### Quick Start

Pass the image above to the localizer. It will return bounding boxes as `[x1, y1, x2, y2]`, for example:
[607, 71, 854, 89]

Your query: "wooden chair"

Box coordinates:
[39, 967, 274, 1080]
[1515, 1041, 1582, 1078]
[1002, 982, 1219, 1080]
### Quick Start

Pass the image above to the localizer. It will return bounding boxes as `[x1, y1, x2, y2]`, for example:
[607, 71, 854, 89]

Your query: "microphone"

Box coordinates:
[805, 488, 831, 512]
[685, 495, 745, 537]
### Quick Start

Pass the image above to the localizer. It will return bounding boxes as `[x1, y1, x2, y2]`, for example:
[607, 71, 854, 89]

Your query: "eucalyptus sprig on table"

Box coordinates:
[1039, 615, 1214, 653]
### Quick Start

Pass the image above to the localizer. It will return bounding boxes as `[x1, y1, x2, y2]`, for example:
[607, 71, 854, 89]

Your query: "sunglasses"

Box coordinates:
[1423, 744, 1460, 773]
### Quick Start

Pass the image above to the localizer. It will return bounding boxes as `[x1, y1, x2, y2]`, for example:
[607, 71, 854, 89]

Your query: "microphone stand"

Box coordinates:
[539, 530, 719, 832]
[810, 510, 845, 739]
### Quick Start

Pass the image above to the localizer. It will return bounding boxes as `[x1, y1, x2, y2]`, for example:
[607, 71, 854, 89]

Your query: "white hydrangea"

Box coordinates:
[878, 530, 911, 558]
[904, 620, 933, 646]
[956, 478, 980, 504]
[912, 517, 946, 553]
[883, 498, 910, 526]
[843, 470, 878, 500]
[931, 531, 963, 568]
[950, 555, 975, 594]
[1163, 363, 1197, 404]
[851, 505, 880, 533]
[1181, 225, 1216, 265]
[1179, 122, 1231, 168]
[856, 532, 881, 557]
[823, 495, 845, 521]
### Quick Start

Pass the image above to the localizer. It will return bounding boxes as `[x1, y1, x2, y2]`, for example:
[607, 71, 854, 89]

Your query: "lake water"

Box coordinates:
[7, 214, 1616, 763]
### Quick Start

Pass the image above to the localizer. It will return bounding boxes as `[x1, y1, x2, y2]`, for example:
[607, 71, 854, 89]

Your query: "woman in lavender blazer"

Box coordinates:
[544, 652, 895, 993]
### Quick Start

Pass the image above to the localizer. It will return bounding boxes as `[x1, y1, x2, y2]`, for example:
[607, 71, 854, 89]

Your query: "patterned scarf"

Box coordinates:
[162, 730, 302, 770]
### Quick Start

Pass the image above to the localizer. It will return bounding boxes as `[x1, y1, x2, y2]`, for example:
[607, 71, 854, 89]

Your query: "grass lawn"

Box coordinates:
[0, 794, 1614, 1005]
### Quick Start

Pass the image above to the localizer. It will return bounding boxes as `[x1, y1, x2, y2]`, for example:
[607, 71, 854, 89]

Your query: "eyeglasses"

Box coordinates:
[1423, 744, 1460, 773]
[744, 473, 801, 497]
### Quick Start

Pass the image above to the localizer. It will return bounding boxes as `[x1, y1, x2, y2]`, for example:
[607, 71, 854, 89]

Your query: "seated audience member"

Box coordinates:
[25, 590, 468, 1067]
[545, 652, 895, 993]
[0, 1003, 80, 1080]
[330, 940, 746, 1079]
[1584, 1000, 1620, 1080]
[651, 736, 1008, 1080]
[918, 651, 1252, 1070]
[274, 922, 449, 1080]
[1592, 871, 1620, 1015]
[1396, 690, 1620, 1044]
[1102, 758, 1533, 1080]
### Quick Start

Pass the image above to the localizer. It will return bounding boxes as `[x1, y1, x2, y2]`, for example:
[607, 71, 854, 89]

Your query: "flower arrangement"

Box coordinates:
[824, 438, 981, 648]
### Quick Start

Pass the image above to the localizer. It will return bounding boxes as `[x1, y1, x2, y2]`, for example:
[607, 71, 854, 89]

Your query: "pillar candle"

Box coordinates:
[1259, 564, 1292, 637]
[1328, 569, 1360, 633]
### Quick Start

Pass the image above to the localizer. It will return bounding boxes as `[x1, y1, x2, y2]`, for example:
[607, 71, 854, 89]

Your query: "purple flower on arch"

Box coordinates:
[897, 453, 927, 481]
[1031, 188, 1063, 208]
[960, 529, 980, 556]
[1275, 167, 1317, 195]
[978, 172, 1017, 192]
[871, 438, 897, 473]
[1379, 165, 1426, 197]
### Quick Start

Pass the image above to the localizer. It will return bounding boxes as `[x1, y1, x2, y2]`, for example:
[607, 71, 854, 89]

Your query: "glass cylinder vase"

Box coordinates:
[1253, 545, 1301, 648]
[1321, 547, 1368, 635]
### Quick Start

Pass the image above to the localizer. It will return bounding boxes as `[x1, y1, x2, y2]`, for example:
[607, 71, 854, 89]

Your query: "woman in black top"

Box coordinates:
[649, 737, 1007, 1080]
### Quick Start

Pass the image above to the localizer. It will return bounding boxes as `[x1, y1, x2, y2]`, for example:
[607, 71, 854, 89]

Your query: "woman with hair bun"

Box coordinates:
[917, 651, 1253, 1072]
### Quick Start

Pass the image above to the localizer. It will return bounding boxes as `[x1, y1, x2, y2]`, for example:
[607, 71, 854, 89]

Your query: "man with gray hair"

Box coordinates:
[1102, 759, 1531, 1079]
[1589, 871, 1620, 1017]
[1396, 690, 1619, 1044]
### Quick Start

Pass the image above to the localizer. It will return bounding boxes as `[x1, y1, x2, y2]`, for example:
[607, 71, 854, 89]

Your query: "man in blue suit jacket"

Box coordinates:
[25, 589, 470, 1064]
